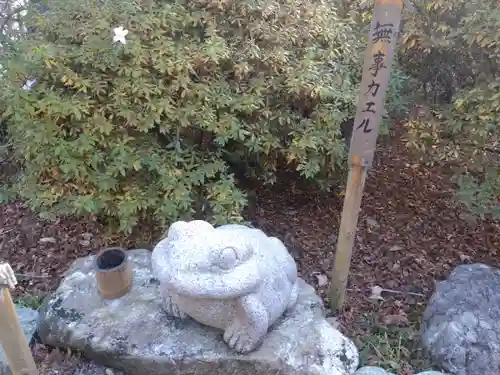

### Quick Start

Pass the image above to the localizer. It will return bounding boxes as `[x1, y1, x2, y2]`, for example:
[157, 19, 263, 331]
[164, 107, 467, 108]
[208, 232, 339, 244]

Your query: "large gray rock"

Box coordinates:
[421, 263, 500, 375]
[37, 249, 358, 375]
[0, 306, 38, 375]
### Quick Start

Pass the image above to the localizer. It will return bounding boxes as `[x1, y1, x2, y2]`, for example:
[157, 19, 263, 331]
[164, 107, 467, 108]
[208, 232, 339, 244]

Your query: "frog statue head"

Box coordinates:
[152, 220, 262, 300]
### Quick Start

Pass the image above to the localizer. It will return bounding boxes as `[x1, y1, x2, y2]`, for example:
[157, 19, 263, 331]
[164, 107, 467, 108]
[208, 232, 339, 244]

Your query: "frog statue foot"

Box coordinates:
[223, 294, 269, 353]
[151, 220, 299, 354]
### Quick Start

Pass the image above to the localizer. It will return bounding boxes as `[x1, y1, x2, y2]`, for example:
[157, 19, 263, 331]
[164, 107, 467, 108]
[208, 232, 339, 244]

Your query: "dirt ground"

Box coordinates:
[2, 125, 500, 374]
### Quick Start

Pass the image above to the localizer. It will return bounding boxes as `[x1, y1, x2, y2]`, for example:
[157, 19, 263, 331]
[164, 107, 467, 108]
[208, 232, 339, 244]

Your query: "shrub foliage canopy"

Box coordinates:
[3, 0, 369, 232]
[400, 0, 500, 218]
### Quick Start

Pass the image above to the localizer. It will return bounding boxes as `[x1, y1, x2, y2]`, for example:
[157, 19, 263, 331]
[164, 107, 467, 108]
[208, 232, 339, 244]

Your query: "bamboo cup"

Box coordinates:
[94, 248, 133, 300]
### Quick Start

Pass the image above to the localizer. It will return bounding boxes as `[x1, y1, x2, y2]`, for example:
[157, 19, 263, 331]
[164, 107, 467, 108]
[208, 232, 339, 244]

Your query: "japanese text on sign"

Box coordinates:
[372, 22, 394, 44]
[348, 1, 403, 167]
[355, 49, 389, 134]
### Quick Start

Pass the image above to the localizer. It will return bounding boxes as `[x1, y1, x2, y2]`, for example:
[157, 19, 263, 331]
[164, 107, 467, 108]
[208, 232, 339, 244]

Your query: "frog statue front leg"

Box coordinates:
[224, 294, 269, 353]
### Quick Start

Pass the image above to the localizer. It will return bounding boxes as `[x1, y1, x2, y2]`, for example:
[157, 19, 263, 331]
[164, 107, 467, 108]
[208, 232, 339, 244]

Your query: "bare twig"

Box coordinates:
[15, 273, 50, 279]
[380, 287, 425, 297]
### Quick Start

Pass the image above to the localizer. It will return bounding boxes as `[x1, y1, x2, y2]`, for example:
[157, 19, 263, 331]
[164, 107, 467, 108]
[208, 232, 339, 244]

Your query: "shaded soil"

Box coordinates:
[2, 125, 500, 373]
[31, 345, 125, 375]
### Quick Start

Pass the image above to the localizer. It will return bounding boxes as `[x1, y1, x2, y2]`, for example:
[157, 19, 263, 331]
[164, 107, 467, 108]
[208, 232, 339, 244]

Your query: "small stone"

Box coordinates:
[368, 285, 384, 300]
[105, 368, 114, 375]
[79, 240, 91, 247]
[365, 217, 380, 228]
[39, 237, 57, 244]
[389, 245, 403, 252]
[315, 273, 329, 287]
[459, 253, 471, 262]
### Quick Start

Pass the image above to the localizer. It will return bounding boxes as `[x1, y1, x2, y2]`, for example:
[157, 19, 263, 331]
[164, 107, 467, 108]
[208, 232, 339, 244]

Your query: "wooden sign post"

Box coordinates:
[329, 0, 405, 311]
[0, 286, 38, 375]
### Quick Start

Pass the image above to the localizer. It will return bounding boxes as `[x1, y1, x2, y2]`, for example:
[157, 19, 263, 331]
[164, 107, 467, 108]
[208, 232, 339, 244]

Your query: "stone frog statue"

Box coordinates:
[151, 220, 299, 353]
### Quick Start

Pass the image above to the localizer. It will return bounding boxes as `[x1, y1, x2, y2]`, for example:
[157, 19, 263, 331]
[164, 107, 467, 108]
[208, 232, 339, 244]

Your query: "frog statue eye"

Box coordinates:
[211, 247, 239, 270]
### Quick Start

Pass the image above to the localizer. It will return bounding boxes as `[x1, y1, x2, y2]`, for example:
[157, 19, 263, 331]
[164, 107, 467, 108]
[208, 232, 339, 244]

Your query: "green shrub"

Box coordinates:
[16, 294, 45, 309]
[0, 0, 27, 166]
[3, 0, 406, 232]
[402, 0, 500, 218]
